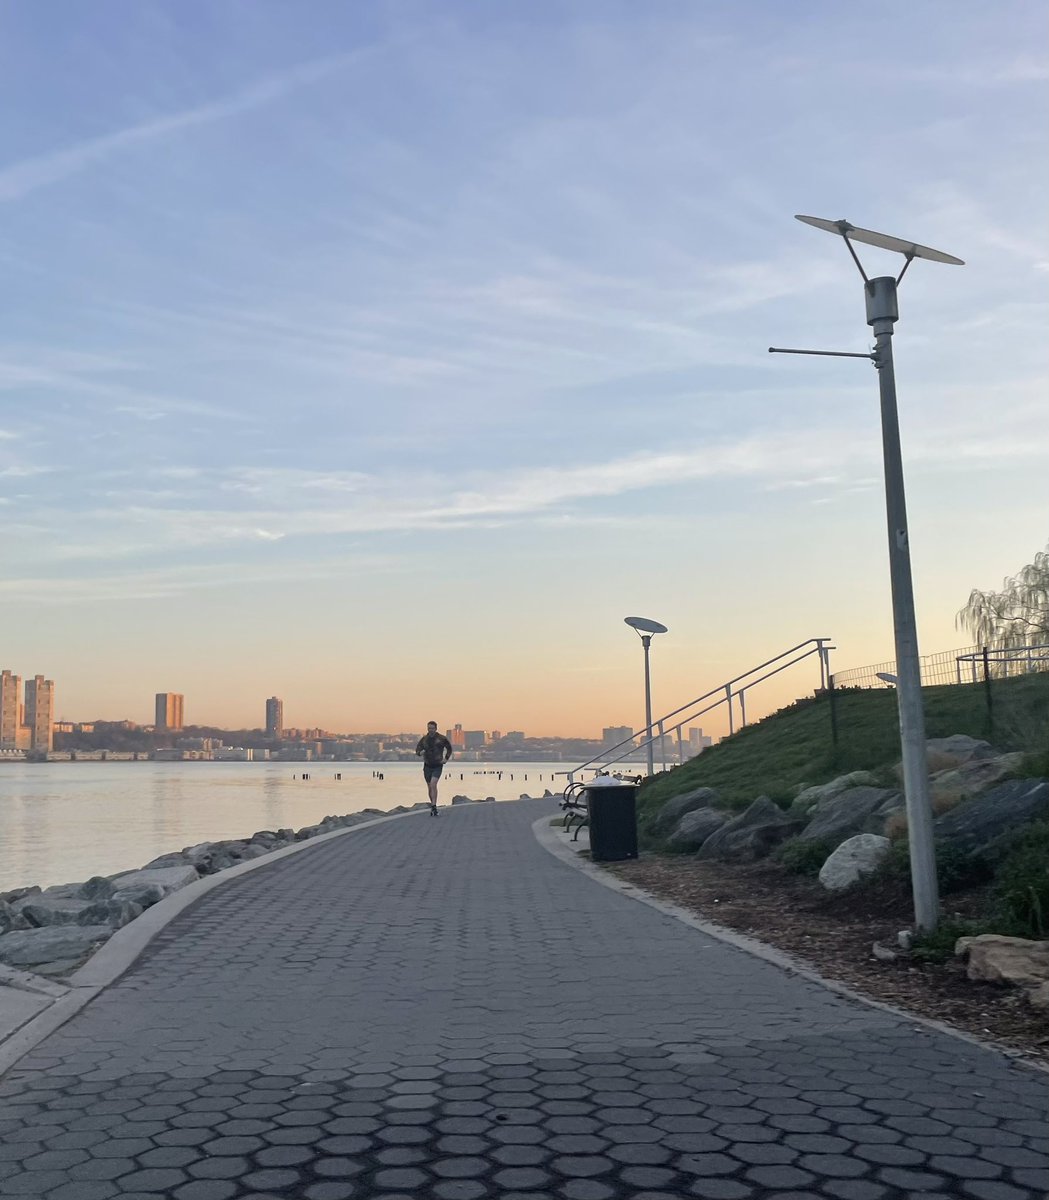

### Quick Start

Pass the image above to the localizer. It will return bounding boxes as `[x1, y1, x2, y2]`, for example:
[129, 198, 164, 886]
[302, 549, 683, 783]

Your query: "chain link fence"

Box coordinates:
[834, 644, 1049, 689]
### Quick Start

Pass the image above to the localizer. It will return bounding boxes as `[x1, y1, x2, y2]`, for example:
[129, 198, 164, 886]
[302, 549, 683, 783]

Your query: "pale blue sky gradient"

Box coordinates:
[1, 1, 1047, 735]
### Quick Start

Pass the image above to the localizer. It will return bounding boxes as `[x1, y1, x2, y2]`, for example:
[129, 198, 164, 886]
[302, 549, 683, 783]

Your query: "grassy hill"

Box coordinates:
[636, 673, 1049, 819]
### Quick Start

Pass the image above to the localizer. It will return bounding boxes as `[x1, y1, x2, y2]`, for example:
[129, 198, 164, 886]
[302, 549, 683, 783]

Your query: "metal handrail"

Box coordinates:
[567, 637, 832, 782]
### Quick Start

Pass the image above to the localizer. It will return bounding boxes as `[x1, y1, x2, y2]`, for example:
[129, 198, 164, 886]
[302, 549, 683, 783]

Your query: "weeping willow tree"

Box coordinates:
[957, 543, 1049, 649]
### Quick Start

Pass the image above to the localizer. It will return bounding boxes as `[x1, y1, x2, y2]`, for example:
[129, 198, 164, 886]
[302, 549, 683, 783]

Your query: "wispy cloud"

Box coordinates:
[0, 465, 53, 478]
[13, 412, 1048, 569]
[0, 52, 359, 203]
[0, 348, 249, 422]
[0, 554, 408, 604]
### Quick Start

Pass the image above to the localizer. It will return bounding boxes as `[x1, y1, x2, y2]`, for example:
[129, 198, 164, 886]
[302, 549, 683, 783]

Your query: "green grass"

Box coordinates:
[636, 672, 1049, 818]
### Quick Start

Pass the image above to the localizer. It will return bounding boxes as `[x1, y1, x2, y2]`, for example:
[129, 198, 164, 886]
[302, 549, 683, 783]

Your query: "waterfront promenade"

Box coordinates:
[0, 799, 1046, 1199]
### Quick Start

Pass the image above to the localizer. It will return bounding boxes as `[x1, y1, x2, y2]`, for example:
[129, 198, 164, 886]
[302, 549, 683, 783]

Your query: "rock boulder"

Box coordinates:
[107, 865, 200, 895]
[928, 753, 1024, 808]
[818, 834, 891, 891]
[111, 882, 166, 909]
[13, 894, 95, 927]
[40, 883, 84, 899]
[0, 899, 26, 934]
[181, 843, 219, 870]
[667, 807, 727, 852]
[924, 734, 996, 770]
[651, 788, 719, 835]
[696, 797, 801, 862]
[0, 925, 113, 968]
[141, 852, 190, 870]
[790, 772, 880, 817]
[955, 934, 1049, 987]
[78, 876, 115, 901]
[933, 779, 1049, 858]
[76, 899, 143, 928]
[799, 787, 902, 848]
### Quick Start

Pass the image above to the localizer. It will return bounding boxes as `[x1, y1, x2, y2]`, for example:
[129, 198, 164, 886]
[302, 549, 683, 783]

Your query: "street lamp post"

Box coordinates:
[770, 216, 964, 934]
[624, 616, 668, 777]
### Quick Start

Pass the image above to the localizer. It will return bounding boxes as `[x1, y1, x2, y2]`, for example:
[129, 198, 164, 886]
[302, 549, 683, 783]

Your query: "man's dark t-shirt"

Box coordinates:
[417, 732, 452, 766]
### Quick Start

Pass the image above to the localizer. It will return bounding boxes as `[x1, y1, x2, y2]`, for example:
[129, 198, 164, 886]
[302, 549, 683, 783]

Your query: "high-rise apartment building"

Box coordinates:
[602, 725, 634, 748]
[463, 730, 487, 749]
[446, 723, 465, 749]
[155, 692, 185, 731]
[1, 669, 55, 752]
[24, 675, 55, 752]
[266, 696, 284, 739]
[1, 669, 20, 749]
[688, 727, 713, 754]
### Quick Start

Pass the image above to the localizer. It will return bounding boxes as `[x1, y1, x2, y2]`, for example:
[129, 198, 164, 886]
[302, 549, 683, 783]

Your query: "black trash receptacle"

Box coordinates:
[585, 783, 638, 862]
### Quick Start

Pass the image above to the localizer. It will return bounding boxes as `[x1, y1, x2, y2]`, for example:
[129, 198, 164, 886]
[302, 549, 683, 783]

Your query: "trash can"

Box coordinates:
[585, 778, 638, 862]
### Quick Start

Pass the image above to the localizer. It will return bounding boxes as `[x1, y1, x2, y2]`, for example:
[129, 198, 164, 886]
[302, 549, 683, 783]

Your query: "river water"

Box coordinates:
[0, 760, 564, 891]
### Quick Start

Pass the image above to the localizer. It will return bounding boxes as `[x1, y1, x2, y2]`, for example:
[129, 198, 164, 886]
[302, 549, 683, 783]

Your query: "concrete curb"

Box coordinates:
[0, 807, 429, 1078]
[532, 816, 1049, 1076]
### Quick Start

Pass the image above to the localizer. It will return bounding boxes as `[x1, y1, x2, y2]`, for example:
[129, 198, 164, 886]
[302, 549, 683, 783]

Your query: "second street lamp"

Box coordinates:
[770, 215, 964, 934]
[624, 616, 668, 777]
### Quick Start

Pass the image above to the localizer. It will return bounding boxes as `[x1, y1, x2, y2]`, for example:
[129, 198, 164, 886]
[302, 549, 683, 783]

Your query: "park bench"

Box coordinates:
[559, 781, 590, 841]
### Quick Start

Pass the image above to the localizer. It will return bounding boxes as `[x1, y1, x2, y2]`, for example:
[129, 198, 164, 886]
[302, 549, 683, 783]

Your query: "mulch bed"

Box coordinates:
[605, 854, 1049, 1065]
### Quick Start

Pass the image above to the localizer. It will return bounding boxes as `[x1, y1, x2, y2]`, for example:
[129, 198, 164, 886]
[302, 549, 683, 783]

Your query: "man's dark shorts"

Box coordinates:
[423, 763, 443, 783]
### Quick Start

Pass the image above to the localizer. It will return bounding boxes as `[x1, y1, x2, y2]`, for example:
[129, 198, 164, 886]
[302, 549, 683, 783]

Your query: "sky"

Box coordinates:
[0, 1, 1047, 739]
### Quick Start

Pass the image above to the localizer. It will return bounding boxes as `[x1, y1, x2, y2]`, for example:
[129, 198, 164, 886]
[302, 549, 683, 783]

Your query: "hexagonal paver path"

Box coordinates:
[1, 798, 1046, 1199]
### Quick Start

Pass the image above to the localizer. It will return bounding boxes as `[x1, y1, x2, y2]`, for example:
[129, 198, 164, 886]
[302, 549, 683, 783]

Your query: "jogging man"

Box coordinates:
[416, 721, 453, 816]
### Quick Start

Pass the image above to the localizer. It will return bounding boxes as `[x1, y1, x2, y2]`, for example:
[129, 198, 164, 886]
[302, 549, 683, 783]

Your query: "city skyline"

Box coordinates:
[1, 4, 1046, 738]
[4, 668, 652, 745]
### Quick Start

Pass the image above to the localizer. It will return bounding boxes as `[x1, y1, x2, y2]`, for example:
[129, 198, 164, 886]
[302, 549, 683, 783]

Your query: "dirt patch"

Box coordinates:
[605, 854, 1049, 1065]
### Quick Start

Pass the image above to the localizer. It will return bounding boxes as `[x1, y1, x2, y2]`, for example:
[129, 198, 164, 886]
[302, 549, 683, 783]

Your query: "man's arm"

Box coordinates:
[416, 738, 425, 756]
[443, 737, 453, 762]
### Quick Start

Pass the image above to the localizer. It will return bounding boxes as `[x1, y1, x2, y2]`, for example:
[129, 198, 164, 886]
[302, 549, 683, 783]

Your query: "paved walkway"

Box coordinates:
[0, 799, 1046, 1200]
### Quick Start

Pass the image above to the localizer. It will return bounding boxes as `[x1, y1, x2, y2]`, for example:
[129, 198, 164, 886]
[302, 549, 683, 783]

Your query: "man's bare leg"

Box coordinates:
[428, 774, 439, 814]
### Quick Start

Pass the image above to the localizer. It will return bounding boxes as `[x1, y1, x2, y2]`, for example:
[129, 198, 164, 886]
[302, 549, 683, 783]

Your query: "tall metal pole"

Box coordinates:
[867, 275, 939, 932]
[641, 633, 655, 777]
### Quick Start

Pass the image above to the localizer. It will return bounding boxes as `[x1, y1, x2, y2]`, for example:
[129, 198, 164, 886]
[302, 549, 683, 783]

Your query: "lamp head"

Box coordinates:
[624, 616, 668, 635]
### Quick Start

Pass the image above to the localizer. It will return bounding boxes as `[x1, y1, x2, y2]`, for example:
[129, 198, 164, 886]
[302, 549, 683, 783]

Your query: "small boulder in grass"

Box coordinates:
[817, 834, 891, 891]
